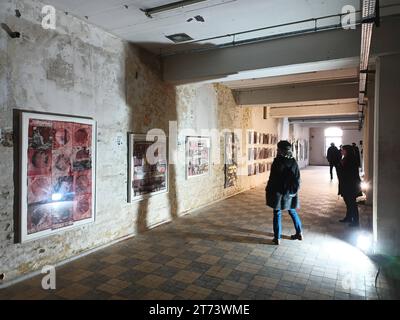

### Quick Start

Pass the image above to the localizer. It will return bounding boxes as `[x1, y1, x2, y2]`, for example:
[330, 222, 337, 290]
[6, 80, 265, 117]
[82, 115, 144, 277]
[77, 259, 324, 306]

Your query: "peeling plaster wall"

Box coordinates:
[0, 0, 143, 282]
[0, 0, 284, 284]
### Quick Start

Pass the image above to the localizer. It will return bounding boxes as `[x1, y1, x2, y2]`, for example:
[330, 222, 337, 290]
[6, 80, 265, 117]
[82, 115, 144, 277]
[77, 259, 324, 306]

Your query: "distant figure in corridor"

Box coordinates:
[326, 142, 341, 180]
[337, 145, 362, 227]
[266, 140, 303, 245]
[352, 142, 361, 168]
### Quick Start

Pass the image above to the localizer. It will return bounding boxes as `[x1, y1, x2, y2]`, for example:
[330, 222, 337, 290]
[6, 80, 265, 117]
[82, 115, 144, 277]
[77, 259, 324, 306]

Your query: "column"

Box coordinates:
[373, 53, 400, 255]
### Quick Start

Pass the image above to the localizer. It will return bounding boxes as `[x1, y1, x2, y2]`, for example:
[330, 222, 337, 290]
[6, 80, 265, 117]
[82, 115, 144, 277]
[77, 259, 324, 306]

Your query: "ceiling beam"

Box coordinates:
[269, 102, 358, 118]
[163, 15, 400, 84]
[234, 81, 358, 106]
[222, 68, 359, 90]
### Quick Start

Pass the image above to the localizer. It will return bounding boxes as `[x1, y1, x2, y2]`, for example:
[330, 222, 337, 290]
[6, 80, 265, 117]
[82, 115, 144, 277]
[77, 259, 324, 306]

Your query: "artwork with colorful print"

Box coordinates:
[20, 112, 96, 242]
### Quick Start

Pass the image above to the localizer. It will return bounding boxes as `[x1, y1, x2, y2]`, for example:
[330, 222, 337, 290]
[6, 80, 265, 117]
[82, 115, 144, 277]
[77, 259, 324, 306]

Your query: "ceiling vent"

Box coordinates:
[165, 33, 193, 43]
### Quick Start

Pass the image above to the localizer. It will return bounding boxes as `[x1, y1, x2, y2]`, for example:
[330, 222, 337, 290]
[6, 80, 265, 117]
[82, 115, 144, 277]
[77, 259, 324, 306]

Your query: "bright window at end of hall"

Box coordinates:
[324, 127, 343, 156]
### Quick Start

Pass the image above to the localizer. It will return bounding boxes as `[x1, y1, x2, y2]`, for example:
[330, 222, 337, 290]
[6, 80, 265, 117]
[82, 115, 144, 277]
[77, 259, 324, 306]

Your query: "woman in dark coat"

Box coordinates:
[337, 145, 362, 227]
[266, 140, 302, 245]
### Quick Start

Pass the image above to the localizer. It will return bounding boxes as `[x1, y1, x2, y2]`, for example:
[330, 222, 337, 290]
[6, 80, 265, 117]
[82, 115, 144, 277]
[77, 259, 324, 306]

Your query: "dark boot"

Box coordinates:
[290, 233, 303, 240]
[272, 238, 280, 245]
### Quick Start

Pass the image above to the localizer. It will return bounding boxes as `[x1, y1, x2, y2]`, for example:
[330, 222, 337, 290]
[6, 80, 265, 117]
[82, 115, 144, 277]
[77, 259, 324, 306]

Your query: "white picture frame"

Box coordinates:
[19, 112, 96, 243]
[185, 136, 211, 179]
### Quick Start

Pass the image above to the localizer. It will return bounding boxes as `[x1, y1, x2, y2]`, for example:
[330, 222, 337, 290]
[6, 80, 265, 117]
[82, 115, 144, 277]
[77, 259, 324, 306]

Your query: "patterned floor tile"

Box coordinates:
[2, 166, 398, 300]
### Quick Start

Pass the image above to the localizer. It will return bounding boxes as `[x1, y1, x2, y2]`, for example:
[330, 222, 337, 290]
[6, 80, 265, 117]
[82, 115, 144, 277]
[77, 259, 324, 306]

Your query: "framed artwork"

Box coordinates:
[224, 132, 238, 188]
[304, 140, 309, 160]
[20, 112, 96, 243]
[248, 147, 253, 161]
[248, 164, 253, 176]
[248, 131, 253, 145]
[253, 131, 258, 144]
[128, 134, 168, 202]
[300, 141, 304, 160]
[186, 136, 211, 179]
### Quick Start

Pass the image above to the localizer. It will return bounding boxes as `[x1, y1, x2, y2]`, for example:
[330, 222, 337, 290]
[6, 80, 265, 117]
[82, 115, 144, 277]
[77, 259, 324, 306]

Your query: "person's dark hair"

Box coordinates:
[277, 140, 291, 150]
[277, 140, 293, 158]
[342, 145, 357, 165]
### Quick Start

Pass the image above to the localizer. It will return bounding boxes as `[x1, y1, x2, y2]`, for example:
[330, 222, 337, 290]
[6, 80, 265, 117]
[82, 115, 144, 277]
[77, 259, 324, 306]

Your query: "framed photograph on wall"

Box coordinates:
[186, 136, 211, 179]
[19, 112, 96, 243]
[248, 164, 253, 176]
[128, 134, 168, 202]
[248, 130, 253, 145]
[224, 132, 238, 188]
[304, 140, 309, 160]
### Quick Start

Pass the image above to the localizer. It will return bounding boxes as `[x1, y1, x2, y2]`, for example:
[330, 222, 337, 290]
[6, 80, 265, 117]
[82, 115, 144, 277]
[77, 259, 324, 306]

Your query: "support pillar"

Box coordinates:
[373, 53, 400, 255]
[363, 98, 374, 206]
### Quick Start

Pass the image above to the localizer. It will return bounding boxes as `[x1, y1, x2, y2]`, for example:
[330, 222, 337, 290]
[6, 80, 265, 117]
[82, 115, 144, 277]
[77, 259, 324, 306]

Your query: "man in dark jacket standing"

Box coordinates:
[337, 145, 362, 227]
[327, 143, 340, 180]
[266, 140, 303, 245]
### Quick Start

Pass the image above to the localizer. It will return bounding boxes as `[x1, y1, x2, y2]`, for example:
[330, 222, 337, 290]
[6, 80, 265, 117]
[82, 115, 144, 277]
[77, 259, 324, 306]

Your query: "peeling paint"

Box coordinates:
[0, 0, 282, 285]
[0, 129, 14, 147]
[46, 53, 74, 88]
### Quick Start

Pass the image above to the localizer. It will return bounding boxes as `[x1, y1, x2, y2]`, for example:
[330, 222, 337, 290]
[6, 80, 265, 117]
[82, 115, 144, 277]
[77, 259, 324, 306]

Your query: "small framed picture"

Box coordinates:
[128, 133, 168, 202]
[186, 136, 211, 179]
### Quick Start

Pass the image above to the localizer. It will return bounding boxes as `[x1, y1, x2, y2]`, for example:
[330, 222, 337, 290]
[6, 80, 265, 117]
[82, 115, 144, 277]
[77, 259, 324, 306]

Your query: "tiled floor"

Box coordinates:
[0, 166, 397, 300]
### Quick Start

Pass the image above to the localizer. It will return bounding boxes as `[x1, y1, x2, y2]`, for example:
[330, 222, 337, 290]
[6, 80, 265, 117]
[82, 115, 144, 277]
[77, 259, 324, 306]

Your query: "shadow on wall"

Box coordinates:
[125, 43, 179, 233]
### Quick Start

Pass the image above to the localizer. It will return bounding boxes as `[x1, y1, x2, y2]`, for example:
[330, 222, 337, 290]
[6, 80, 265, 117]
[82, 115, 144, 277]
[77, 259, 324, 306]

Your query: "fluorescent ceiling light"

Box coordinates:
[142, 0, 208, 18]
[358, 0, 377, 128]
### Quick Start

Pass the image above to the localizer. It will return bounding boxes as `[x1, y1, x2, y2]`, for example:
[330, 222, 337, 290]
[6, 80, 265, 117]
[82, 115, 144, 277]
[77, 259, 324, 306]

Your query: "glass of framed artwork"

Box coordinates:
[186, 136, 211, 179]
[19, 112, 96, 243]
[128, 134, 168, 202]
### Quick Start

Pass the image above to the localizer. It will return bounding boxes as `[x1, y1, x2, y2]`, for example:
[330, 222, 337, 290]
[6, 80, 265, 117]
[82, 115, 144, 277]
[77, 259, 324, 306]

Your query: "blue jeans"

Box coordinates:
[273, 209, 302, 240]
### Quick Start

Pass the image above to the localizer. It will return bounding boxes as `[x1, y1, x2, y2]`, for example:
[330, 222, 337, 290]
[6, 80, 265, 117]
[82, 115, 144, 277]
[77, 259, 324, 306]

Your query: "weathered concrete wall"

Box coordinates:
[0, 0, 285, 284]
[0, 0, 148, 282]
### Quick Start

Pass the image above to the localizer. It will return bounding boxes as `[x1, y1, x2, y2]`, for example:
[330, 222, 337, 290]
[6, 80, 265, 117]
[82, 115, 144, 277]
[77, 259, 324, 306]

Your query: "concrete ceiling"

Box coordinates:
[45, 0, 361, 53]
[43, 0, 398, 125]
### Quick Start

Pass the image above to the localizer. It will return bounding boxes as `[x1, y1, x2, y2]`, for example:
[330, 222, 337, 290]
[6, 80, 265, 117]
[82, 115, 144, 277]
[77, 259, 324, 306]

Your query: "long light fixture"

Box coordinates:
[141, 0, 208, 18]
[358, 0, 379, 129]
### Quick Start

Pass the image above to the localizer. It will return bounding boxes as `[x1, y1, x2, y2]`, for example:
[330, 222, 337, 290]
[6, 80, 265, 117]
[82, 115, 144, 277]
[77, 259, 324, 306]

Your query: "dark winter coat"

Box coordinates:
[327, 146, 341, 164]
[353, 146, 361, 168]
[265, 155, 300, 210]
[337, 157, 362, 198]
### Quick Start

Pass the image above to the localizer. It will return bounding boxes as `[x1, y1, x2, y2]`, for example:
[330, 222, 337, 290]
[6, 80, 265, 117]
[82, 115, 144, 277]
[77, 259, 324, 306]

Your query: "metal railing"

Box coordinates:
[160, 3, 400, 57]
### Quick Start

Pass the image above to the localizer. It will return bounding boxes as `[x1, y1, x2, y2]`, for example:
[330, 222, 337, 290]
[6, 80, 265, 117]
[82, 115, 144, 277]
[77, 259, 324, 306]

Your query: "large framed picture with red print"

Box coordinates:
[19, 112, 96, 242]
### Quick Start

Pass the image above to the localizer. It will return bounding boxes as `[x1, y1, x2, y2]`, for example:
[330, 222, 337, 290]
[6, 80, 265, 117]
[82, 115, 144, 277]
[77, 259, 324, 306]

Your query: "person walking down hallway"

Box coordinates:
[337, 145, 362, 227]
[266, 140, 303, 245]
[327, 143, 341, 180]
